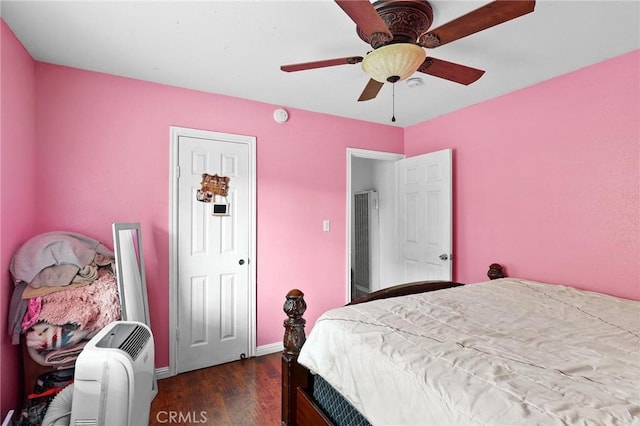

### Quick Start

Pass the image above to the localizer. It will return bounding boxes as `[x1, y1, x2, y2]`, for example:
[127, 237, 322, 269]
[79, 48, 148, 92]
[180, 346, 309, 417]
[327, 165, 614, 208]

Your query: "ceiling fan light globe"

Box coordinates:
[362, 43, 426, 83]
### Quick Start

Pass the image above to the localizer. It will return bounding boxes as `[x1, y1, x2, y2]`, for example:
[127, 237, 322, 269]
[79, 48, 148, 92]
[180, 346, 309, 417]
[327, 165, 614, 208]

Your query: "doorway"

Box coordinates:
[169, 126, 256, 375]
[347, 149, 403, 302]
[347, 148, 452, 302]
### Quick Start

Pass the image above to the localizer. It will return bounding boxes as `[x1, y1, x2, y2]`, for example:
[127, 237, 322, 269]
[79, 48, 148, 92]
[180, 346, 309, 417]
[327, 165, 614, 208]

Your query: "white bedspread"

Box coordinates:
[298, 278, 640, 425]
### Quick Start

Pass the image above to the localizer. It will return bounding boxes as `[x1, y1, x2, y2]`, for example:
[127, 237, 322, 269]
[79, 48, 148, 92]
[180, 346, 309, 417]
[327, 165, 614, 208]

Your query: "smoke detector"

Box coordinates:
[406, 77, 424, 88]
[273, 108, 289, 124]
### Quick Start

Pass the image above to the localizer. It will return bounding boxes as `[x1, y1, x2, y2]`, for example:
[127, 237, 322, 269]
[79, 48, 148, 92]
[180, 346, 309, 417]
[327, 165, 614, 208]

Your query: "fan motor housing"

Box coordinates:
[357, 0, 434, 46]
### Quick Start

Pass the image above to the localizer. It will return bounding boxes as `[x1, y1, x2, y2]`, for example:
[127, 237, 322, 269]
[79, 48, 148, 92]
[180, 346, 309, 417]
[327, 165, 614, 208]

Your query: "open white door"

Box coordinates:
[397, 149, 452, 281]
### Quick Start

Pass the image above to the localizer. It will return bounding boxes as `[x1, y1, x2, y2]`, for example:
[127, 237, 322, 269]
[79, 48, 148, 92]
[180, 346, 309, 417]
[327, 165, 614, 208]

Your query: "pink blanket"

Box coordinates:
[38, 269, 121, 332]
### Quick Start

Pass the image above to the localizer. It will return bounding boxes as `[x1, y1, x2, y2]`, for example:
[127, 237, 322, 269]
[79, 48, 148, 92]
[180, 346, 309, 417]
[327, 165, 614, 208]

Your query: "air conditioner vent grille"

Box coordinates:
[120, 325, 151, 360]
[96, 322, 150, 360]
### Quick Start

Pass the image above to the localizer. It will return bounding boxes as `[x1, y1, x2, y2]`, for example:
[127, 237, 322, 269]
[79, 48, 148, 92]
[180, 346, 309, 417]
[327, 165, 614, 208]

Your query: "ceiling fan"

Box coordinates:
[281, 0, 536, 102]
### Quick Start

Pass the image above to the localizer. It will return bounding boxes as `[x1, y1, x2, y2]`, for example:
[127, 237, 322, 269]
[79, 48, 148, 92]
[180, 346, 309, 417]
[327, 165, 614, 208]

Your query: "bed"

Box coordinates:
[281, 264, 640, 426]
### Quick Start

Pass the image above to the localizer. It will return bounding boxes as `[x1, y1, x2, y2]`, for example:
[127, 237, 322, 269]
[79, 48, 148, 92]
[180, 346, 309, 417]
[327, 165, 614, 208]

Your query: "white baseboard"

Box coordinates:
[155, 365, 171, 380]
[256, 342, 283, 357]
[154, 342, 282, 380]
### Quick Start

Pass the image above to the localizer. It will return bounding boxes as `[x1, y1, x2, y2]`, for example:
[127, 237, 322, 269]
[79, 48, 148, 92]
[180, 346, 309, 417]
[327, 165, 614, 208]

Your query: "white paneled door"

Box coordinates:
[172, 128, 255, 375]
[397, 149, 452, 282]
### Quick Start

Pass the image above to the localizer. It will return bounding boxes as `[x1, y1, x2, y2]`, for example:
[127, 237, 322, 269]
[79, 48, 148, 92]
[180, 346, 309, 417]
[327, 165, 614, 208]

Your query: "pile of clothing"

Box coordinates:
[8, 232, 121, 367]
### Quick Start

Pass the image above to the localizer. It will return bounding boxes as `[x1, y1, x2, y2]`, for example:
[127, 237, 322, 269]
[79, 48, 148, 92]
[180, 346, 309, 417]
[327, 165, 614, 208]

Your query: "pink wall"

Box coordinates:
[33, 63, 404, 368]
[405, 50, 640, 300]
[0, 21, 38, 414]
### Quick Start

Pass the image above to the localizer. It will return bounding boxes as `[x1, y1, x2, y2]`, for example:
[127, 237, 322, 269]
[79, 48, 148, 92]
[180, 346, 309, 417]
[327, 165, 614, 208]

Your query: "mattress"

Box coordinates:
[298, 278, 640, 425]
[311, 374, 371, 426]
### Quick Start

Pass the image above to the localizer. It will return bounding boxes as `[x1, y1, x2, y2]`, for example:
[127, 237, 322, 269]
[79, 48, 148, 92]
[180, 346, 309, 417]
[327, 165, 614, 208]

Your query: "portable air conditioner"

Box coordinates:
[70, 321, 155, 426]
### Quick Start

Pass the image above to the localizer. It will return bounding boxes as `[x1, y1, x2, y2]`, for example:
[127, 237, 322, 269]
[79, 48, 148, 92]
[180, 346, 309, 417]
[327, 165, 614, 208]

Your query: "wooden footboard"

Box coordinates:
[281, 281, 460, 426]
[281, 264, 505, 426]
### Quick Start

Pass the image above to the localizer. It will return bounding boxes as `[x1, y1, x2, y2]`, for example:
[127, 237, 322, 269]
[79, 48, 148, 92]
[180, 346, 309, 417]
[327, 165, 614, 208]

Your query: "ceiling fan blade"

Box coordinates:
[417, 57, 485, 85]
[335, 0, 392, 41]
[280, 56, 363, 72]
[419, 0, 536, 48]
[358, 79, 384, 102]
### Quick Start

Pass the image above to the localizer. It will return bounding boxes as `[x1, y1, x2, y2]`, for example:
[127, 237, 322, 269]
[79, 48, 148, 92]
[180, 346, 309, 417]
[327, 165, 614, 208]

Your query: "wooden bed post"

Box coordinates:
[487, 263, 505, 280]
[282, 289, 308, 426]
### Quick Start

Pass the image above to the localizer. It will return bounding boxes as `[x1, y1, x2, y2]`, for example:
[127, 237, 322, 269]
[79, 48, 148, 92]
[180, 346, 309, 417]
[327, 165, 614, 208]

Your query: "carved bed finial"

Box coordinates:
[283, 289, 307, 357]
[488, 263, 505, 280]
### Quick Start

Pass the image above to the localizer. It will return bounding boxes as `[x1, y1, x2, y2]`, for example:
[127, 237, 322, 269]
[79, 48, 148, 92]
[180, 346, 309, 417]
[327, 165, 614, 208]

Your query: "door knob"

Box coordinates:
[439, 254, 449, 261]
[239, 259, 245, 265]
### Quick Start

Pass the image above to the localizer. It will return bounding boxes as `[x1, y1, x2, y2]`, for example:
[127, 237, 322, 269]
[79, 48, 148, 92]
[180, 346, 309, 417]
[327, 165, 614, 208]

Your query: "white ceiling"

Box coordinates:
[2, 0, 638, 127]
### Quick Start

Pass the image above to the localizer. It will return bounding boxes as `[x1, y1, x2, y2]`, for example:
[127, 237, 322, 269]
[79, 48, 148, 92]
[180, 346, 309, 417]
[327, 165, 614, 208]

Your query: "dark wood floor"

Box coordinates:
[149, 352, 281, 425]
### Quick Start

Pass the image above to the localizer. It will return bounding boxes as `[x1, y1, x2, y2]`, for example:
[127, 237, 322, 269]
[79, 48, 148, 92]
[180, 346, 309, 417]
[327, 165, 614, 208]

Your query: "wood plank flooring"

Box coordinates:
[149, 352, 281, 426]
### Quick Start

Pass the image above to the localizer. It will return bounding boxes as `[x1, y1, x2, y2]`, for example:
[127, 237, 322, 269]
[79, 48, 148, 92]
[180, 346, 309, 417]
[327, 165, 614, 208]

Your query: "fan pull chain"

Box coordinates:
[391, 83, 396, 123]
